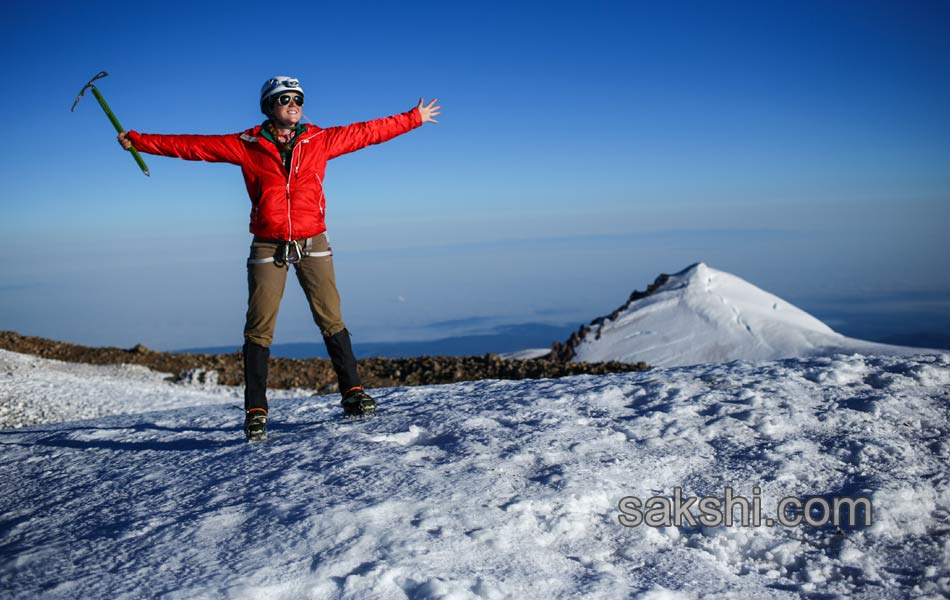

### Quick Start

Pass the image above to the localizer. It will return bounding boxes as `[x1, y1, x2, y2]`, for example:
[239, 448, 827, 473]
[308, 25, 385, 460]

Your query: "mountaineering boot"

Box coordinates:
[244, 408, 268, 441]
[323, 328, 362, 393]
[243, 341, 270, 437]
[341, 386, 376, 417]
[324, 329, 375, 416]
[243, 341, 270, 412]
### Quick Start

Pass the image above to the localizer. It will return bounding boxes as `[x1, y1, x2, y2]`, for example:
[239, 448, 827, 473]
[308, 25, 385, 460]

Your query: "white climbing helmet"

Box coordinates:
[260, 75, 305, 115]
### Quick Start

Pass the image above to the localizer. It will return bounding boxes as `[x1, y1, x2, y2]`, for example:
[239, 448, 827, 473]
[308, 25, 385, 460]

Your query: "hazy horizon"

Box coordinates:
[4, 258, 948, 355]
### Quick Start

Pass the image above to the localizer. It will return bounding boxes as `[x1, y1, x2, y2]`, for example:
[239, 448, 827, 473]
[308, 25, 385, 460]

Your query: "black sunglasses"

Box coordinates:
[275, 94, 304, 107]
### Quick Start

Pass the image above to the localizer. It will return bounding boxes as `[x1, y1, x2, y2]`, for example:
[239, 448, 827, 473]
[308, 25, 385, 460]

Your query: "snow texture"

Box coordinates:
[0, 350, 305, 429]
[2, 349, 949, 598]
[572, 263, 941, 367]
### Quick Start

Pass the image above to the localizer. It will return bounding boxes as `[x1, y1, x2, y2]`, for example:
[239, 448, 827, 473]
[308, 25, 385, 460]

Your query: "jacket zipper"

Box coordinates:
[285, 144, 296, 241]
[314, 171, 326, 215]
[282, 130, 322, 240]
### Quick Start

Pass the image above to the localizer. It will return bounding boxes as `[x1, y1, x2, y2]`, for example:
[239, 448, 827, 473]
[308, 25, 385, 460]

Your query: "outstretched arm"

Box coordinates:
[324, 98, 441, 159]
[118, 131, 245, 165]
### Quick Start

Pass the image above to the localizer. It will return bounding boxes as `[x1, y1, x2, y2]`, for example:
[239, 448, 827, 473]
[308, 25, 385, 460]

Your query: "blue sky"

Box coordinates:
[1, 0, 948, 350]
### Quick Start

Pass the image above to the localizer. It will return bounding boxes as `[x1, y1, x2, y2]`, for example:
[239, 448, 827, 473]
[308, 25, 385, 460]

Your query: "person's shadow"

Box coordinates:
[0, 412, 336, 452]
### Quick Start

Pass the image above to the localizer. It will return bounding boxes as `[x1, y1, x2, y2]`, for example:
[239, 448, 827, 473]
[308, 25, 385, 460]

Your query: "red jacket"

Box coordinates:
[128, 108, 422, 240]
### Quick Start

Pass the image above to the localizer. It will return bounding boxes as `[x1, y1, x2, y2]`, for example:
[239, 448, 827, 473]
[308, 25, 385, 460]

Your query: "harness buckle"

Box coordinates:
[274, 240, 303, 267]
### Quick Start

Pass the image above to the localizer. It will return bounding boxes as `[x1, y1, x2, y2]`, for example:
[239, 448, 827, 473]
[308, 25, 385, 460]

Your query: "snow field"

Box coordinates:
[0, 349, 307, 429]
[0, 351, 948, 598]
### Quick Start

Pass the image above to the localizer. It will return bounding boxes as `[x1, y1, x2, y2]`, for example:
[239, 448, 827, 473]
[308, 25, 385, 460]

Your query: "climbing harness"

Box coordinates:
[247, 236, 332, 267]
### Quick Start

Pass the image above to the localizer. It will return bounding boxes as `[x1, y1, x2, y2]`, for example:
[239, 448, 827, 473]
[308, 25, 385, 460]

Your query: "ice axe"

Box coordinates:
[71, 71, 150, 176]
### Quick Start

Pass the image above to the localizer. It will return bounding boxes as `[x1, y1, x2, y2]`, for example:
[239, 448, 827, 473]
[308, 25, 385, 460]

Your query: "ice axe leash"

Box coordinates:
[71, 71, 150, 176]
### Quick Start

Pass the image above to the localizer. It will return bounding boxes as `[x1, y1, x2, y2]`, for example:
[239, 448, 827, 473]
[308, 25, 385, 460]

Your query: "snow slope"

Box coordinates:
[572, 263, 938, 368]
[0, 349, 307, 429]
[501, 348, 554, 360]
[2, 349, 949, 598]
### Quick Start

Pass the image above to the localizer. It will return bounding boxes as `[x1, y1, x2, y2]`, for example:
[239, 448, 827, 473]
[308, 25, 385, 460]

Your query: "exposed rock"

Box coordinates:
[175, 368, 219, 387]
[0, 331, 649, 391]
[550, 273, 671, 362]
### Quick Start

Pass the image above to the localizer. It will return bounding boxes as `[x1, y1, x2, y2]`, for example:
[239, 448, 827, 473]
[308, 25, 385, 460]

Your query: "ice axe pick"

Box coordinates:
[71, 71, 150, 176]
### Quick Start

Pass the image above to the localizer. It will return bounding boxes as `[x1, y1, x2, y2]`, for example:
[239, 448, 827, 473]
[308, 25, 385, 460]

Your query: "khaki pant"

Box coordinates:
[243, 233, 346, 347]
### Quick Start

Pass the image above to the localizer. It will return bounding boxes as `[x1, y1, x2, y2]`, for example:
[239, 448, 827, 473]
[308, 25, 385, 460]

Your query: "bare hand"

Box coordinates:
[417, 98, 440, 124]
[117, 131, 132, 150]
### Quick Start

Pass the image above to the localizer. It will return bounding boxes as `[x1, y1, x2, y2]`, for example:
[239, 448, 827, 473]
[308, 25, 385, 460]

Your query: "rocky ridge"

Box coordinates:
[550, 271, 673, 362]
[0, 331, 648, 393]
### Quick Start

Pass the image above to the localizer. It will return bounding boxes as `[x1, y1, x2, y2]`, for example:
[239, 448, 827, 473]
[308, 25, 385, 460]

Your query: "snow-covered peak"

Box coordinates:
[664, 262, 834, 334]
[571, 263, 935, 367]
